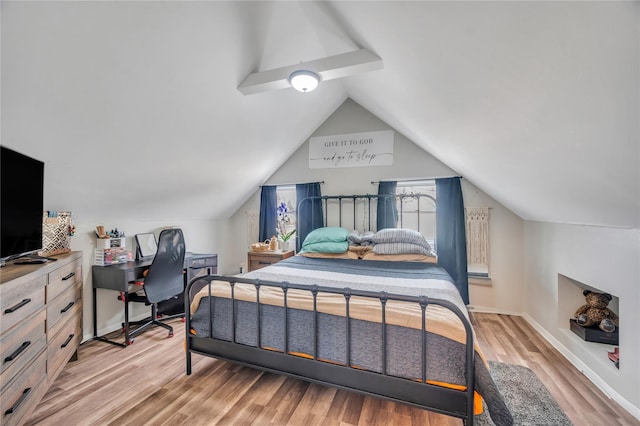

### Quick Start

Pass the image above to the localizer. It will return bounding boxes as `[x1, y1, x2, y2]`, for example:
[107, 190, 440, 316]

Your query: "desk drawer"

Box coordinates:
[0, 278, 46, 335]
[47, 308, 82, 384]
[0, 310, 46, 392]
[47, 282, 82, 335]
[189, 256, 217, 270]
[0, 350, 47, 426]
[47, 258, 82, 302]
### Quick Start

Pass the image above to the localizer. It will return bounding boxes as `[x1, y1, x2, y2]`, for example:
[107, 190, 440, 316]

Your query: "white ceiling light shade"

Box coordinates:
[289, 70, 320, 92]
[238, 49, 383, 95]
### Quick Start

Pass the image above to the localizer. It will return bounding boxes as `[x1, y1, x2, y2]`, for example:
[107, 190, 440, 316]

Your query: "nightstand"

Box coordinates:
[248, 250, 294, 272]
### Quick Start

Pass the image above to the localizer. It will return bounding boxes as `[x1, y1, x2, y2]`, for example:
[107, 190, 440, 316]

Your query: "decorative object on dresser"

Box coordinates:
[0, 252, 83, 426]
[41, 211, 73, 257]
[247, 250, 294, 272]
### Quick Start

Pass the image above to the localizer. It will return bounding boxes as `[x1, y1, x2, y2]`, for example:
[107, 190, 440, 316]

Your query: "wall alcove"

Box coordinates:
[557, 274, 620, 373]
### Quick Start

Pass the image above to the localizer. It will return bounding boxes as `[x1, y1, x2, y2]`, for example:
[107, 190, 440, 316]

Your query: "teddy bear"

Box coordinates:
[575, 290, 619, 332]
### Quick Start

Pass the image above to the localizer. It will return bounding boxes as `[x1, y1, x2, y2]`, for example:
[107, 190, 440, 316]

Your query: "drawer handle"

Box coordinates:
[61, 334, 75, 348]
[4, 298, 31, 314]
[62, 272, 75, 281]
[60, 301, 75, 313]
[4, 341, 31, 364]
[257, 261, 272, 265]
[4, 387, 31, 416]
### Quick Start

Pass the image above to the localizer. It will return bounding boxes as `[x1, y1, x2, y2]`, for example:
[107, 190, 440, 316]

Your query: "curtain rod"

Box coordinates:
[260, 181, 325, 188]
[370, 176, 462, 185]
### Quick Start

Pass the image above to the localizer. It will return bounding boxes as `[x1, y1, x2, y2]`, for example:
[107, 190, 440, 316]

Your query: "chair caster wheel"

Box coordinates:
[127, 340, 134, 345]
[168, 332, 174, 338]
[181, 318, 186, 323]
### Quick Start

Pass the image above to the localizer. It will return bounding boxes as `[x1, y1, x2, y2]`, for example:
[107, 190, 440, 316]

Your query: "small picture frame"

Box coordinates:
[135, 233, 157, 259]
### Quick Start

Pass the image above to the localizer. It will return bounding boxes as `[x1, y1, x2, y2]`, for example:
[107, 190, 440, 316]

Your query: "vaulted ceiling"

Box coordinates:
[2, 1, 638, 228]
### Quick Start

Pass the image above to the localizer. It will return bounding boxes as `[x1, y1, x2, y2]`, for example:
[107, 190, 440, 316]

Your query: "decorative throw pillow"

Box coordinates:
[348, 230, 375, 246]
[373, 242, 435, 256]
[300, 240, 349, 254]
[372, 228, 433, 251]
[302, 227, 350, 245]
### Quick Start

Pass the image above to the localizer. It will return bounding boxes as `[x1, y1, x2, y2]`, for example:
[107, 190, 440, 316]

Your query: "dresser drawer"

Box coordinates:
[47, 258, 82, 302]
[249, 257, 277, 271]
[0, 310, 46, 392]
[0, 350, 47, 426]
[47, 282, 82, 335]
[247, 251, 294, 272]
[0, 277, 46, 335]
[47, 309, 82, 384]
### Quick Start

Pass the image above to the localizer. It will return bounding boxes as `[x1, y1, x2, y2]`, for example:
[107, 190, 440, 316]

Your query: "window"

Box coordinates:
[395, 180, 490, 279]
[395, 180, 437, 247]
[276, 185, 297, 238]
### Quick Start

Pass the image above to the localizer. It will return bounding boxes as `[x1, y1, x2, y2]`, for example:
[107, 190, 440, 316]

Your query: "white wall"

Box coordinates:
[524, 222, 640, 416]
[71, 217, 229, 342]
[463, 181, 524, 314]
[228, 99, 525, 314]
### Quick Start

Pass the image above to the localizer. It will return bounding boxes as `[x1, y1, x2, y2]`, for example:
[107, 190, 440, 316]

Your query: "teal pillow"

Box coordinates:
[302, 227, 350, 245]
[300, 241, 349, 254]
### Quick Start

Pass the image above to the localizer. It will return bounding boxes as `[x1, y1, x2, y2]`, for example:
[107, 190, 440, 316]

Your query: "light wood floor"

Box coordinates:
[26, 313, 637, 425]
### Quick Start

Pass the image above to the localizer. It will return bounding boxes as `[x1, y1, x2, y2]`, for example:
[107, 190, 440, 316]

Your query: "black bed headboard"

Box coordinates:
[296, 193, 436, 235]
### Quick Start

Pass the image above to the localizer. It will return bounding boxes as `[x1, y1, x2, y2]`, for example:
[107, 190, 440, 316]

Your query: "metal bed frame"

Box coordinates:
[184, 194, 477, 425]
[297, 193, 437, 235]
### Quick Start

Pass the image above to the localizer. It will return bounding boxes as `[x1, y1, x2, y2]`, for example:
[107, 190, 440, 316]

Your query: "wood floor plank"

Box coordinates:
[24, 313, 638, 425]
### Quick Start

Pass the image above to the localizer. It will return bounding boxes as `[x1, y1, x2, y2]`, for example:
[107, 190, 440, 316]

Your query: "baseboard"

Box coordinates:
[82, 313, 152, 344]
[467, 305, 523, 317]
[522, 313, 640, 421]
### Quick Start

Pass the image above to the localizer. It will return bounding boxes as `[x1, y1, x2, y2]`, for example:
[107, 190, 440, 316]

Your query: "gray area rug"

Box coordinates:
[476, 361, 573, 426]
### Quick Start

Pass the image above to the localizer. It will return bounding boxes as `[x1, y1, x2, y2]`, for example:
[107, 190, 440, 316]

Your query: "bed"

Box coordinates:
[185, 195, 512, 426]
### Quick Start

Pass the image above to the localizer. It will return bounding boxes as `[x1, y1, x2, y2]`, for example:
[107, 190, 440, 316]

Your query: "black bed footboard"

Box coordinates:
[185, 275, 476, 425]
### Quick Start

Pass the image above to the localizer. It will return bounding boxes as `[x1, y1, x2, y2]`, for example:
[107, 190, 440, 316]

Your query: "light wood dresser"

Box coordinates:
[0, 251, 82, 426]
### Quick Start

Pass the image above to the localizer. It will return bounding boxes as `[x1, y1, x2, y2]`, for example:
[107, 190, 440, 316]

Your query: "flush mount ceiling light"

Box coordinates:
[238, 49, 383, 95]
[289, 70, 320, 92]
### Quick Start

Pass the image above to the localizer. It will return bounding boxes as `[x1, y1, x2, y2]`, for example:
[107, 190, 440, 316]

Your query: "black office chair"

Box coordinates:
[127, 228, 186, 340]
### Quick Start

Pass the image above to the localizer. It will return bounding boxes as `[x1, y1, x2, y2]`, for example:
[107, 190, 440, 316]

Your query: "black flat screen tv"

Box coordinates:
[1, 146, 45, 260]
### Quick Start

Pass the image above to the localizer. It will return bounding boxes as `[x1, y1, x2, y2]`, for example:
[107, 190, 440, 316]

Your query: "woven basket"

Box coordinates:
[250, 242, 271, 252]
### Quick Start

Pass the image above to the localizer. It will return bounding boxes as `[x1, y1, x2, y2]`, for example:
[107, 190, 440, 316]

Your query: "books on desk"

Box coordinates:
[94, 248, 132, 266]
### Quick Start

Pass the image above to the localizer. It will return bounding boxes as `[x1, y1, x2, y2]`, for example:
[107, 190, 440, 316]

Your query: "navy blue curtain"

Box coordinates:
[435, 177, 469, 304]
[296, 182, 323, 251]
[376, 181, 398, 230]
[259, 185, 277, 242]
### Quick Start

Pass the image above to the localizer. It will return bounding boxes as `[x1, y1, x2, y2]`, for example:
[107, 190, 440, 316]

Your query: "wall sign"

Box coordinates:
[309, 130, 394, 169]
